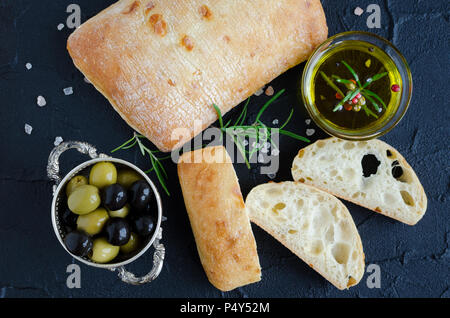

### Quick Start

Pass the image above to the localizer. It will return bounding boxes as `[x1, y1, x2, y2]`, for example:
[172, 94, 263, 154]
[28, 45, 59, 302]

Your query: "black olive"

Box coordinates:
[128, 180, 153, 211]
[101, 184, 127, 211]
[104, 218, 131, 246]
[392, 165, 404, 179]
[361, 154, 381, 178]
[386, 150, 392, 157]
[64, 230, 93, 257]
[391, 160, 399, 167]
[132, 215, 155, 237]
[61, 207, 78, 229]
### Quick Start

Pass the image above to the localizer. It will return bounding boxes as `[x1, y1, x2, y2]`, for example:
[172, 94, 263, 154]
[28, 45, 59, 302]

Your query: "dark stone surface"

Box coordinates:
[0, 0, 448, 298]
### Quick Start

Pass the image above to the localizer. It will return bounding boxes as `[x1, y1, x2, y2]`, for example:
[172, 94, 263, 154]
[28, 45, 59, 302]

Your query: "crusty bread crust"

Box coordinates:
[292, 138, 428, 225]
[67, 0, 328, 152]
[177, 146, 261, 291]
[246, 181, 365, 290]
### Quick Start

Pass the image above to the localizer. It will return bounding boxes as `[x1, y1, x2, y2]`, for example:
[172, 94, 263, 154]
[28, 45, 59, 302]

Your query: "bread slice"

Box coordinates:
[291, 138, 427, 225]
[245, 181, 365, 290]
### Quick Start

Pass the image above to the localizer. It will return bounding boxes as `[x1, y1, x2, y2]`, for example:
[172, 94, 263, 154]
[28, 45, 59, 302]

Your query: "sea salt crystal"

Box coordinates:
[305, 119, 311, 125]
[272, 119, 279, 125]
[254, 86, 265, 96]
[83, 77, 91, 84]
[162, 216, 168, 222]
[37, 95, 46, 107]
[260, 142, 271, 154]
[271, 149, 280, 156]
[54, 136, 63, 146]
[25, 63, 32, 70]
[57, 23, 65, 31]
[24, 124, 33, 135]
[243, 139, 249, 146]
[258, 153, 265, 163]
[306, 128, 315, 136]
[63, 87, 73, 95]
[354, 7, 364, 16]
[268, 173, 276, 180]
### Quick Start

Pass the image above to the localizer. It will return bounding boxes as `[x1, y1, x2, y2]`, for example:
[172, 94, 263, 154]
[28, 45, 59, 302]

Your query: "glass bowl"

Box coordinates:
[301, 31, 412, 140]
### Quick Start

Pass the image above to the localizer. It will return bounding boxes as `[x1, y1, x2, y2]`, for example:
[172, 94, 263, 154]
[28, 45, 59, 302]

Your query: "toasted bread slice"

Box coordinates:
[246, 181, 365, 290]
[291, 138, 427, 225]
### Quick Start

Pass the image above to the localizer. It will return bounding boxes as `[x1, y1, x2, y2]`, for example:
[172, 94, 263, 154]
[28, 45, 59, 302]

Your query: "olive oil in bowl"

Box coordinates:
[302, 32, 412, 139]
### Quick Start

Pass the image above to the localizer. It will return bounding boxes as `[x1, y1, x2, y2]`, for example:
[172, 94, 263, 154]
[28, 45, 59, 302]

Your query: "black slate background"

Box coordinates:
[0, 0, 448, 298]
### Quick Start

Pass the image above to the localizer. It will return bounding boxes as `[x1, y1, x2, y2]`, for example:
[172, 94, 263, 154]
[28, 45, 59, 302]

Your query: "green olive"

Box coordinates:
[90, 237, 120, 263]
[76, 208, 109, 235]
[65, 175, 88, 196]
[68, 185, 101, 215]
[117, 169, 142, 189]
[108, 204, 130, 218]
[89, 162, 117, 189]
[120, 232, 139, 254]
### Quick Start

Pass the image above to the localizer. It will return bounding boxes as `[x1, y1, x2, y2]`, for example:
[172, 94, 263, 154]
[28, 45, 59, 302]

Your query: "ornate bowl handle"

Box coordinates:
[110, 228, 165, 285]
[47, 141, 104, 194]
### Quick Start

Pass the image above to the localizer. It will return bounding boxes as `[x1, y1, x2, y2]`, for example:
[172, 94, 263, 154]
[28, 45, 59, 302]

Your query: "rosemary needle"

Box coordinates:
[112, 133, 170, 196]
[213, 89, 310, 168]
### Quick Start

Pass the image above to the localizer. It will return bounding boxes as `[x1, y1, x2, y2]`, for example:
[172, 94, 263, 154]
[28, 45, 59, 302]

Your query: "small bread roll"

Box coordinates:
[177, 146, 261, 291]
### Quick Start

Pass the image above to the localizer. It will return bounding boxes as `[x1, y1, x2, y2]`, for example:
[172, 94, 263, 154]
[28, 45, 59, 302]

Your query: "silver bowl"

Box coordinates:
[47, 141, 165, 285]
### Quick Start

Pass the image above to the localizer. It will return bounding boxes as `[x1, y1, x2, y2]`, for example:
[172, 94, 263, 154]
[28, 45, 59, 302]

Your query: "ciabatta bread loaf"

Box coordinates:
[67, 0, 327, 152]
[246, 181, 365, 290]
[177, 146, 261, 291]
[291, 138, 427, 225]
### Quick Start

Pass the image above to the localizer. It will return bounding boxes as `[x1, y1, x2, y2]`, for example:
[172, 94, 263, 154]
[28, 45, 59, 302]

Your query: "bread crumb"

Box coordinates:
[254, 86, 265, 96]
[265, 86, 274, 96]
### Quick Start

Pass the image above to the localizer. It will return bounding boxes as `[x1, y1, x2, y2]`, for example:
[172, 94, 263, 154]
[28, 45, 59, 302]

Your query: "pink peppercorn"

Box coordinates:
[391, 84, 400, 92]
[356, 93, 362, 99]
[352, 97, 359, 104]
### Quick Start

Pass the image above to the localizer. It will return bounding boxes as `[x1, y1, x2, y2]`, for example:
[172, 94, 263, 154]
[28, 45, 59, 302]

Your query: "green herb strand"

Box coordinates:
[111, 133, 170, 196]
[213, 89, 309, 168]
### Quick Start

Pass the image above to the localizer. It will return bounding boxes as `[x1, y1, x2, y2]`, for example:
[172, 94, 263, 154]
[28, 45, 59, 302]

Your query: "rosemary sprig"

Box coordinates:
[361, 72, 388, 90]
[112, 133, 171, 196]
[321, 72, 345, 98]
[321, 61, 389, 116]
[341, 60, 361, 87]
[362, 104, 379, 119]
[363, 89, 387, 109]
[361, 91, 381, 113]
[213, 89, 309, 169]
[333, 88, 361, 112]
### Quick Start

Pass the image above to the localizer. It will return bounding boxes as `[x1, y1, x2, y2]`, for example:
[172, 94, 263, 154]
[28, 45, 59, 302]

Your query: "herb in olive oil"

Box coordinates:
[311, 40, 402, 131]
